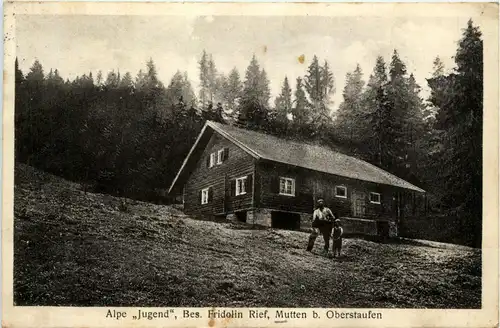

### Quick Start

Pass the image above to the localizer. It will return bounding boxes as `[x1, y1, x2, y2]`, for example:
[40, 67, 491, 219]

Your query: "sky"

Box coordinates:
[16, 14, 471, 110]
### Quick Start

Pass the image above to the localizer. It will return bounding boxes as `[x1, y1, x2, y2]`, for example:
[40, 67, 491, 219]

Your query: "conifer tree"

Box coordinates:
[320, 60, 335, 113]
[428, 19, 483, 247]
[15, 57, 24, 83]
[385, 50, 412, 174]
[26, 59, 45, 83]
[135, 69, 147, 90]
[258, 69, 271, 108]
[304, 55, 322, 115]
[166, 71, 197, 108]
[145, 58, 163, 89]
[304, 56, 335, 121]
[105, 70, 120, 88]
[207, 54, 217, 103]
[214, 73, 228, 107]
[362, 56, 390, 166]
[119, 72, 134, 90]
[237, 55, 270, 130]
[198, 50, 209, 109]
[432, 56, 445, 78]
[224, 67, 242, 117]
[291, 77, 309, 125]
[274, 76, 292, 123]
[96, 70, 103, 88]
[335, 64, 365, 144]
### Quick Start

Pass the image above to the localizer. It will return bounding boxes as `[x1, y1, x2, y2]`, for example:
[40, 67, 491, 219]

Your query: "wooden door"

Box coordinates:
[351, 190, 366, 218]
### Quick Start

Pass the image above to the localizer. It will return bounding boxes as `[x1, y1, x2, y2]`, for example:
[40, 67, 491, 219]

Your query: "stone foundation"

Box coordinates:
[245, 211, 253, 223]
[226, 213, 238, 221]
[299, 213, 313, 230]
[227, 210, 399, 237]
[249, 208, 272, 227]
[341, 217, 378, 236]
[231, 209, 309, 229]
[388, 221, 398, 237]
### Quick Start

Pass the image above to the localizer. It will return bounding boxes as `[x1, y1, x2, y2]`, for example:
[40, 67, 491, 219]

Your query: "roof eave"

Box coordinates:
[167, 121, 262, 195]
[170, 121, 426, 195]
[207, 121, 263, 158]
[258, 157, 426, 193]
[167, 122, 211, 194]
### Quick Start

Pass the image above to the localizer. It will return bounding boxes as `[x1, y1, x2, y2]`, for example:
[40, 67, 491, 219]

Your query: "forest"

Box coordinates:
[14, 20, 482, 247]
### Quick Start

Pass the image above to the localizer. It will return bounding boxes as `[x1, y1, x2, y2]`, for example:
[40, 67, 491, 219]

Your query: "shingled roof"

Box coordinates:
[169, 121, 425, 193]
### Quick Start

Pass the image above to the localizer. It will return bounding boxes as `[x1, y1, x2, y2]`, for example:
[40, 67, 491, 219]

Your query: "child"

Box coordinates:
[332, 218, 343, 258]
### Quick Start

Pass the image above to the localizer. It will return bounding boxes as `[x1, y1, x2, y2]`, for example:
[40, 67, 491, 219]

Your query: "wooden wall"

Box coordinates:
[257, 162, 314, 214]
[256, 160, 405, 221]
[183, 133, 255, 218]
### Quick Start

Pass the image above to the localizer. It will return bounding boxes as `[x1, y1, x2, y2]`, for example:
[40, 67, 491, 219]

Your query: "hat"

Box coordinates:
[334, 219, 341, 223]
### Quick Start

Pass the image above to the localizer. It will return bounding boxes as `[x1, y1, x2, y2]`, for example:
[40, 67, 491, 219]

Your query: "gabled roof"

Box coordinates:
[168, 121, 425, 193]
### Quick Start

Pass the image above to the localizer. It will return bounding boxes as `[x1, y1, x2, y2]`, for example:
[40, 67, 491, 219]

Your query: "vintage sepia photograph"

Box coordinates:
[3, 2, 499, 327]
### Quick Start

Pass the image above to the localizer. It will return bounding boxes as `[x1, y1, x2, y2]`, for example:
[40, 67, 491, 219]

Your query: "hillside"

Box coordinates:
[13, 164, 481, 308]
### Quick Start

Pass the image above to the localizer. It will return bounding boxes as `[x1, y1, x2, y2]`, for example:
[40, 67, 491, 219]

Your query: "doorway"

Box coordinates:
[377, 220, 390, 238]
[271, 211, 301, 230]
[235, 211, 247, 223]
[351, 190, 367, 218]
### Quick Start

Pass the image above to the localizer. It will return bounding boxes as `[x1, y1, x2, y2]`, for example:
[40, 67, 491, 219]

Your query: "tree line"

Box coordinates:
[14, 20, 482, 246]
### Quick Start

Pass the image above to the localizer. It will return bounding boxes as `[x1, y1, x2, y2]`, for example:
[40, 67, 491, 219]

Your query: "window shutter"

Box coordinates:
[223, 147, 229, 161]
[208, 187, 213, 203]
[199, 190, 203, 203]
[231, 179, 236, 196]
[206, 155, 210, 168]
[247, 174, 253, 192]
[271, 176, 280, 194]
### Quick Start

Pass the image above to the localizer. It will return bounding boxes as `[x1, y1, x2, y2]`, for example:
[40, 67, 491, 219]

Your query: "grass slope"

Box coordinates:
[13, 164, 481, 308]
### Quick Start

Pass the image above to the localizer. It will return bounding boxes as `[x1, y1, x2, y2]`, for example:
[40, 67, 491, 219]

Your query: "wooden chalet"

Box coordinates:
[168, 121, 427, 237]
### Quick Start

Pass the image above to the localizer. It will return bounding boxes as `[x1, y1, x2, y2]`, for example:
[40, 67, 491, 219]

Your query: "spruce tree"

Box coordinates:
[304, 55, 322, 116]
[320, 60, 335, 114]
[405, 73, 426, 179]
[15, 57, 24, 83]
[224, 67, 242, 119]
[207, 54, 217, 103]
[432, 56, 445, 78]
[385, 50, 411, 174]
[26, 59, 45, 83]
[198, 50, 209, 109]
[237, 55, 270, 130]
[105, 70, 120, 89]
[166, 71, 197, 108]
[291, 77, 309, 125]
[96, 70, 103, 88]
[429, 20, 483, 247]
[362, 56, 390, 166]
[214, 73, 228, 107]
[145, 58, 163, 89]
[274, 76, 292, 123]
[335, 64, 365, 145]
[119, 72, 134, 90]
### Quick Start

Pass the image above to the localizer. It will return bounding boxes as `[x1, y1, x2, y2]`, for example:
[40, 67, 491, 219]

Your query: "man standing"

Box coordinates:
[306, 198, 335, 254]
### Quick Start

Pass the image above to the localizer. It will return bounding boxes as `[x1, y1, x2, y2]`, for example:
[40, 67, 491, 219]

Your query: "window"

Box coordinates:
[370, 192, 381, 204]
[236, 176, 247, 196]
[335, 186, 347, 198]
[201, 188, 210, 204]
[279, 177, 295, 196]
[217, 149, 224, 164]
[209, 153, 216, 168]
